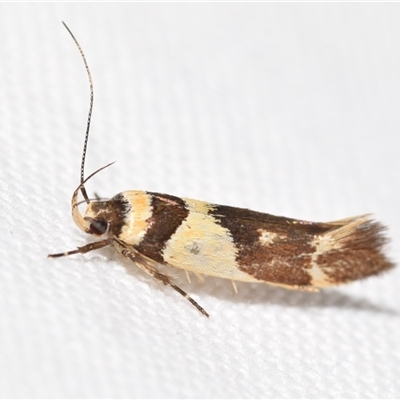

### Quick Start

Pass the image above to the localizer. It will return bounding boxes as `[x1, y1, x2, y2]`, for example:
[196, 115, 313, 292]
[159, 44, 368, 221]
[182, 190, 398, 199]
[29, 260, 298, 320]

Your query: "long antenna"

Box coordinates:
[62, 21, 92, 204]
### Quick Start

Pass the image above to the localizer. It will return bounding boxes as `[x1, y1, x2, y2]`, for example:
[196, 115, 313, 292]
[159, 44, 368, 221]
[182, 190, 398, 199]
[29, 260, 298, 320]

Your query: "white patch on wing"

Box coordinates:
[308, 234, 340, 287]
[257, 229, 277, 246]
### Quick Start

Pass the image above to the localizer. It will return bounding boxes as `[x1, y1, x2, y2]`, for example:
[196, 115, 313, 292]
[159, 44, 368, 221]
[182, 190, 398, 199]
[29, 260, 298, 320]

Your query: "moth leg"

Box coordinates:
[114, 242, 209, 317]
[231, 280, 238, 294]
[185, 270, 192, 284]
[48, 239, 112, 258]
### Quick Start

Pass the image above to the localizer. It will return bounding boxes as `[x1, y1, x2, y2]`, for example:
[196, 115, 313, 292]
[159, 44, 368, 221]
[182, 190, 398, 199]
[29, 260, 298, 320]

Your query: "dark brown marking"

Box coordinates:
[210, 205, 340, 286]
[316, 220, 394, 283]
[135, 193, 189, 263]
[211, 206, 394, 286]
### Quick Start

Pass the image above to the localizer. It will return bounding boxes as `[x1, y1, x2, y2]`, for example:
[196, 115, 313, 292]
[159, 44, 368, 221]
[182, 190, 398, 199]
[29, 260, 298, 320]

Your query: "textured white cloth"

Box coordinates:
[0, 3, 399, 398]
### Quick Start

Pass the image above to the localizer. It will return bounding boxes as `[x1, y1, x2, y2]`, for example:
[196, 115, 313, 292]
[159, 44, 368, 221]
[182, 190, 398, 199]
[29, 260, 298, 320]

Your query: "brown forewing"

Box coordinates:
[211, 205, 342, 286]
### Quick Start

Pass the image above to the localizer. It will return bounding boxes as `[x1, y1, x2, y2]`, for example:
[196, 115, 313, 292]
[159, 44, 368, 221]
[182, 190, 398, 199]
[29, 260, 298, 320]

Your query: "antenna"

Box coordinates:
[62, 21, 92, 204]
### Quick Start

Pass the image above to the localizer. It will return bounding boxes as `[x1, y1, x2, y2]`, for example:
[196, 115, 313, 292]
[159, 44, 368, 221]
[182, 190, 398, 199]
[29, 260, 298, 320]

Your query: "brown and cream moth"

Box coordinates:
[49, 23, 394, 317]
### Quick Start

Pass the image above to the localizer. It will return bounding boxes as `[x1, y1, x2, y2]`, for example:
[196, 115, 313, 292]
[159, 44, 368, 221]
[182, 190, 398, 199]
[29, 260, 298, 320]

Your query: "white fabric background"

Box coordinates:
[0, 3, 399, 398]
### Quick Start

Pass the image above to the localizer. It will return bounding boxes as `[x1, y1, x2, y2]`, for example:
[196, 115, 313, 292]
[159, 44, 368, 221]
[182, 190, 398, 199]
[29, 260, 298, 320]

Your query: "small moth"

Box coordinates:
[49, 23, 394, 317]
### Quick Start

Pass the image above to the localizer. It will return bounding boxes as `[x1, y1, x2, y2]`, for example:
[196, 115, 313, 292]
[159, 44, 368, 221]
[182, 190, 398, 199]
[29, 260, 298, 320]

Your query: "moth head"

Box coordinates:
[70, 163, 127, 237]
[71, 163, 128, 236]
[82, 201, 111, 236]
[72, 191, 129, 237]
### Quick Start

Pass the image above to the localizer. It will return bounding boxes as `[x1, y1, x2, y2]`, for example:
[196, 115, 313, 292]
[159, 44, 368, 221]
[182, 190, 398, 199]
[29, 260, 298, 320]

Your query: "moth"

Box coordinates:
[49, 23, 394, 317]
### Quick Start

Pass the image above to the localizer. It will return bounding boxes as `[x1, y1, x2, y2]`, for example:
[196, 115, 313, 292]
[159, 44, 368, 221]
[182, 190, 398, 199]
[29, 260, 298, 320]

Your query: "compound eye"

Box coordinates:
[89, 219, 108, 235]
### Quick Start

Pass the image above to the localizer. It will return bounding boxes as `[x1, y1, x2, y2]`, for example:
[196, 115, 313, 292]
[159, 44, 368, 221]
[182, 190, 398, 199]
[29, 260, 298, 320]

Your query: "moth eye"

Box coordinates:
[89, 219, 108, 235]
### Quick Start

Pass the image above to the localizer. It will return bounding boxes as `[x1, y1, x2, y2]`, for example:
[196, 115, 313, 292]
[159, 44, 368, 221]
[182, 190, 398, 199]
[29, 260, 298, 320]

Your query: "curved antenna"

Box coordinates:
[62, 21, 92, 204]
